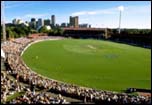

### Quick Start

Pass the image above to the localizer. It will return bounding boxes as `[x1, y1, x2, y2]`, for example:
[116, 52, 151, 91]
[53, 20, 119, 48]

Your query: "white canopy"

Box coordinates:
[1, 49, 5, 58]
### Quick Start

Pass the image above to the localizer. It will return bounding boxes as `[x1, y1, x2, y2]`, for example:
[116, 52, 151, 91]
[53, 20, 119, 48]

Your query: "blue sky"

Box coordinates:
[3, 1, 151, 29]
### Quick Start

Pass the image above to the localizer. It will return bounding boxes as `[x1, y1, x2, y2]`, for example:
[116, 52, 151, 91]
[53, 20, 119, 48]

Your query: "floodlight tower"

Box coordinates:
[118, 6, 124, 34]
[1, 1, 6, 41]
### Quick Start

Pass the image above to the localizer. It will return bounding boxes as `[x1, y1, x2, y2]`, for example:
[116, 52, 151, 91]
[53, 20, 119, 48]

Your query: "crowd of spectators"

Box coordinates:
[1, 36, 151, 104]
[8, 91, 69, 104]
[1, 71, 25, 102]
[1, 69, 69, 104]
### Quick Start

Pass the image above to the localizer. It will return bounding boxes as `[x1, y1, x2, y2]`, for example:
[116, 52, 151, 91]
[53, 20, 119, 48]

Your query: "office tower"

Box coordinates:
[12, 19, 23, 25]
[38, 18, 44, 28]
[69, 16, 79, 28]
[30, 18, 36, 29]
[31, 18, 36, 22]
[17, 19, 22, 24]
[51, 15, 55, 26]
[44, 19, 51, 26]
[61, 23, 67, 27]
[12, 19, 17, 24]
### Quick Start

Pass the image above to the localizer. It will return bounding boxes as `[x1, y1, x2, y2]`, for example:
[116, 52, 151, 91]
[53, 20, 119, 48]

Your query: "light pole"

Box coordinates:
[118, 6, 124, 34]
[1, 1, 6, 41]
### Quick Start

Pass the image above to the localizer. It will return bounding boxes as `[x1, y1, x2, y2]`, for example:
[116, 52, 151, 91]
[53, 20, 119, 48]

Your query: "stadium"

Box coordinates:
[1, 34, 151, 104]
[1, 1, 151, 104]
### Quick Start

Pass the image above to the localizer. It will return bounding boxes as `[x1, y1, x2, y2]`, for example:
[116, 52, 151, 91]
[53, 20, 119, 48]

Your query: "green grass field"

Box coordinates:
[22, 39, 151, 92]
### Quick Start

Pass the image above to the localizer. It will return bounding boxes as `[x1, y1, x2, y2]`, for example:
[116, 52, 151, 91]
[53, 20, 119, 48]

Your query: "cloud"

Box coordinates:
[71, 4, 150, 16]
[24, 13, 49, 18]
[71, 7, 118, 16]
[72, 11, 87, 16]
[75, 4, 150, 29]
[118, 5, 124, 11]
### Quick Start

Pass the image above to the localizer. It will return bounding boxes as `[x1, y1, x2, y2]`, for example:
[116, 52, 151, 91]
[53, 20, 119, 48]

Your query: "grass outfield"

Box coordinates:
[22, 39, 151, 92]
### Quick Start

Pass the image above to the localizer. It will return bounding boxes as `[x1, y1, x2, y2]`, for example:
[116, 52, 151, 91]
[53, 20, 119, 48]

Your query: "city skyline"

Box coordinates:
[3, 1, 151, 29]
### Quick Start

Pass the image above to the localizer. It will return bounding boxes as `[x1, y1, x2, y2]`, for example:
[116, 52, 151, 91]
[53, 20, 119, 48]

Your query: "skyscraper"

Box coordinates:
[44, 19, 51, 26]
[51, 15, 55, 26]
[38, 18, 44, 28]
[69, 16, 79, 28]
[61, 23, 68, 28]
[69, 16, 73, 27]
[16, 19, 22, 24]
[30, 18, 36, 29]
[12, 19, 23, 25]
[12, 19, 17, 24]
[31, 18, 36, 22]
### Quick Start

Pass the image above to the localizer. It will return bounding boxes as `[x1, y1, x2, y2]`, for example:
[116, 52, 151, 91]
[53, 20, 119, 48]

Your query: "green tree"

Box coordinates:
[50, 27, 64, 36]
[58, 28, 64, 35]
[38, 26, 49, 33]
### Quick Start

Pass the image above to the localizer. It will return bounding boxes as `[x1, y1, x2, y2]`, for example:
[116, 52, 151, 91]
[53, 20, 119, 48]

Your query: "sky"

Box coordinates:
[2, 1, 151, 29]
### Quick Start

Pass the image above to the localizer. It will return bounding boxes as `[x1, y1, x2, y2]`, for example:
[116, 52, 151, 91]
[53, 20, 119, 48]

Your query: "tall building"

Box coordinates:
[12, 19, 17, 24]
[79, 24, 91, 28]
[12, 19, 23, 25]
[51, 15, 55, 26]
[69, 16, 79, 28]
[89, 25, 91, 28]
[17, 19, 22, 24]
[61, 23, 68, 28]
[30, 18, 36, 29]
[44, 19, 51, 26]
[37, 18, 44, 29]
[36, 21, 38, 27]
[31, 18, 36, 22]
[69, 16, 73, 27]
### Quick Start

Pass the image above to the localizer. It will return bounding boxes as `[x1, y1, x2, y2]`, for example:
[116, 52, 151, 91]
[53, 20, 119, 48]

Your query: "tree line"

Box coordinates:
[110, 28, 151, 36]
[1, 24, 64, 40]
[108, 28, 151, 48]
